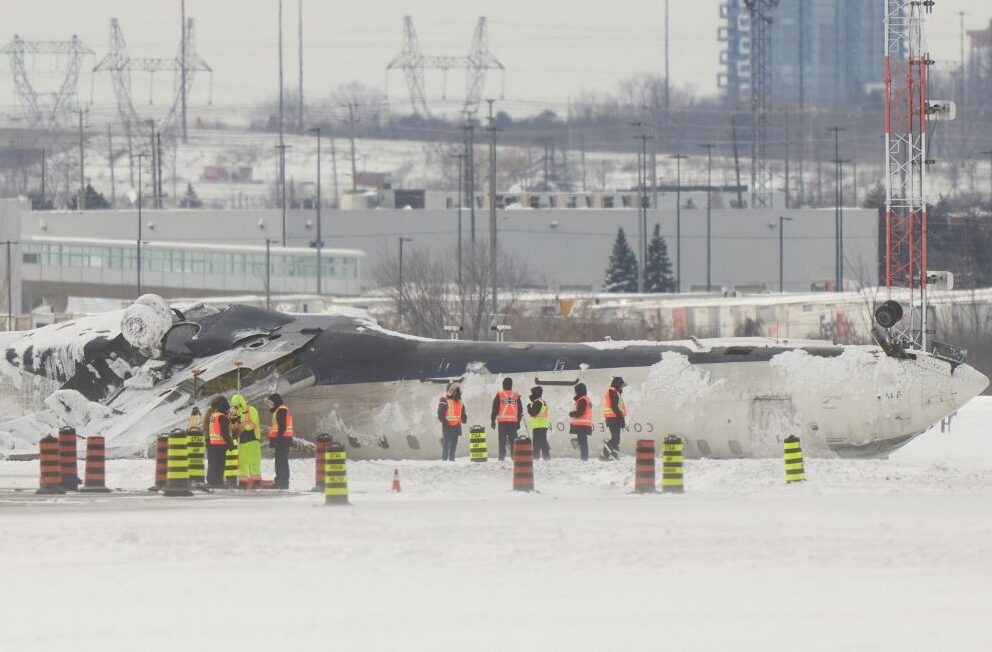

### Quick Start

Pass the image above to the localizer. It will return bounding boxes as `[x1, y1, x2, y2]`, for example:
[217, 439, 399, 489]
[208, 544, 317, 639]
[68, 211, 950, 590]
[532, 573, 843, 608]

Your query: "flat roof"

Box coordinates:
[26, 235, 366, 258]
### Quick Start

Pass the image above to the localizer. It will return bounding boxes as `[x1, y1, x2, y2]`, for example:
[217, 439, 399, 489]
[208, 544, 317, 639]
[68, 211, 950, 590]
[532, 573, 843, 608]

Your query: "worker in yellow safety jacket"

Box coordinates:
[230, 394, 262, 489]
[527, 386, 551, 460]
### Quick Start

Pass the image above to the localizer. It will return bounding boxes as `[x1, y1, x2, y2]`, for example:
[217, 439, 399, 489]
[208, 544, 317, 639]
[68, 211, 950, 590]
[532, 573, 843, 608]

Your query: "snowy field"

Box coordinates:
[1, 399, 991, 651]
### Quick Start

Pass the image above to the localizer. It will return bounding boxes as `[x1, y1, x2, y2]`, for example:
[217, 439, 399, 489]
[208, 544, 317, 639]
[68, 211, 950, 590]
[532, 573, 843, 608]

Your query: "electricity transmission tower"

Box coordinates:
[94, 17, 212, 142]
[386, 16, 505, 118]
[1, 35, 93, 129]
[744, 0, 779, 209]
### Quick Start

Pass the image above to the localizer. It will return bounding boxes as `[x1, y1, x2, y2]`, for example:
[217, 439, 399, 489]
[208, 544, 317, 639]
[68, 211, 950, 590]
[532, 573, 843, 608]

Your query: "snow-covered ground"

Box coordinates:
[1, 398, 990, 651]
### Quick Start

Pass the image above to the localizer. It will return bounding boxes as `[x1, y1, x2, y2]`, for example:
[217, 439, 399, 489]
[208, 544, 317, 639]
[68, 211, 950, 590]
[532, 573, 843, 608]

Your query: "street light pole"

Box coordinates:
[134, 151, 149, 298]
[828, 126, 845, 292]
[309, 127, 323, 295]
[700, 144, 715, 291]
[671, 153, 689, 292]
[265, 238, 272, 310]
[398, 237, 413, 329]
[983, 150, 992, 210]
[451, 152, 466, 292]
[779, 216, 793, 293]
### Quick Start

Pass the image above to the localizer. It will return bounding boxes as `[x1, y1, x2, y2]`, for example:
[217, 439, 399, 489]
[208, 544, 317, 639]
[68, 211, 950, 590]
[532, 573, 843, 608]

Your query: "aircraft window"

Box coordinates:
[728, 440, 744, 456]
[378, 436, 390, 449]
[509, 344, 533, 350]
[406, 435, 421, 450]
[347, 435, 361, 448]
[696, 439, 712, 456]
[162, 323, 201, 360]
[725, 347, 755, 356]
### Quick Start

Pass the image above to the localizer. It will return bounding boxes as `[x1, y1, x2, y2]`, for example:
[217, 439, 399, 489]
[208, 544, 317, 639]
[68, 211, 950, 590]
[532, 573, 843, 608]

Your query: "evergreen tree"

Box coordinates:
[68, 183, 110, 210]
[604, 227, 639, 293]
[644, 223, 675, 293]
[180, 183, 204, 209]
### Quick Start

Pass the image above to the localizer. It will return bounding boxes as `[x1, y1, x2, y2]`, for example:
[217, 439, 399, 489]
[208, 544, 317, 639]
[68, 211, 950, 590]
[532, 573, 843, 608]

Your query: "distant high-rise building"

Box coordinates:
[718, 0, 885, 108]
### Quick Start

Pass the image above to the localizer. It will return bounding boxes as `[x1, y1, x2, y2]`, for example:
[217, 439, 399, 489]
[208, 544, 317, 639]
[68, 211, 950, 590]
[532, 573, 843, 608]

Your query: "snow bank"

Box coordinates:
[44, 389, 115, 428]
[627, 351, 725, 409]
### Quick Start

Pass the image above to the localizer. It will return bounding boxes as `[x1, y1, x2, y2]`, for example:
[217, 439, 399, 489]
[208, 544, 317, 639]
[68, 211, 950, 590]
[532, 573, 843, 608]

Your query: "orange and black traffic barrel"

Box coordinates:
[312, 434, 332, 492]
[512, 436, 534, 492]
[81, 436, 111, 493]
[36, 435, 64, 495]
[58, 426, 80, 491]
[148, 434, 169, 492]
[634, 439, 656, 493]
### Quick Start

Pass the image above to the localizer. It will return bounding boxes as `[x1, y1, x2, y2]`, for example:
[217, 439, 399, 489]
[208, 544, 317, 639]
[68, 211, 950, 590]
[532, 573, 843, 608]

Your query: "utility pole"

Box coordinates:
[298, 0, 304, 135]
[275, 144, 291, 246]
[632, 123, 644, 291]
[784, 112, 791, 208]
[983, 150, 992, 208]
[828, 126, 845, 292]
[309, 127, 323, 294]
[343, 103, 359, 192]
[134, 151, 149, 297]
[797, 0, 805, 205]
[778, 215, 793, 293]
[664, 0, 670, 114]
[464, 118, 476, 243]
[4, 240, 17, 331]
[107, 123, 116, 208]
[265, 239, 272, 309]
[156, 132, 164, 208]
[671, 153, 688, 292]
[148, 118, 157, 209]
[451, 152, 466, 291]
[650, 105, 659, 209]
[731, 115, 744, 208]
[40, 148, 46, 204]
[398, 237, 414, 329]
[180, 0, 188, 143]
[278, 0, 286, 226]
[700, 143, 715, 291]
[487, 99, 498, 318]
[77, 108, 86, 211]
[328, 121, 341, 208]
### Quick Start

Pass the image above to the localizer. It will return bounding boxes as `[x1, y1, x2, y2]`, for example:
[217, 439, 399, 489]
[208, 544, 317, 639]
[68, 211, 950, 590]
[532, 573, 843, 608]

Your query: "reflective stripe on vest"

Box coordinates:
[209, 413, 227, 446]
[268, 405, 294, 439]
[444, 398, 463, 426]
[496, 390, 520, 422]
[570, 397, 593, 428]
[603, 387, 627, 419]
[530, 399, 549, 429]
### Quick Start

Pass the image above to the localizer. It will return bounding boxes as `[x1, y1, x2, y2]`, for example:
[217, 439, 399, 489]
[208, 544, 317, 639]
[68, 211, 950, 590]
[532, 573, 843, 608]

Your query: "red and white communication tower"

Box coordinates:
[883, 0, 937, 346]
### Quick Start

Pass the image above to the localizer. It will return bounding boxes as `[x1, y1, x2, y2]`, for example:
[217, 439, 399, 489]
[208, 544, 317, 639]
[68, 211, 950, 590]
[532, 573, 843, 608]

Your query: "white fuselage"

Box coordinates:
[287, 345, 989, 460]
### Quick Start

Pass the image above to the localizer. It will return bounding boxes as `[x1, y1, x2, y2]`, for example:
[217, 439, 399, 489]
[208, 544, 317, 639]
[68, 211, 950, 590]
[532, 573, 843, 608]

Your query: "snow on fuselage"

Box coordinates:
[0, 300, 986, 459]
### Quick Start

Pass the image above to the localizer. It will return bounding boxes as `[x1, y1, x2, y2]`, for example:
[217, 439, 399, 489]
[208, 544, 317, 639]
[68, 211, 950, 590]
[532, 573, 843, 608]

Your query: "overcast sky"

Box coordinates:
[2, 0, 989, 115]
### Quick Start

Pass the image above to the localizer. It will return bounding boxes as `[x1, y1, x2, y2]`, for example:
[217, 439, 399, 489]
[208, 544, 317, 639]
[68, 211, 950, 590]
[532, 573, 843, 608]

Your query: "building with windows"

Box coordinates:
[718, 0, 885, 108]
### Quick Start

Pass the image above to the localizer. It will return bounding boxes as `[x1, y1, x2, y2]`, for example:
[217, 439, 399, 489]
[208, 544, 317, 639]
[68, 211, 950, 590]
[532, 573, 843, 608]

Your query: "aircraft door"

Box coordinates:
[749, 397, 797, 457]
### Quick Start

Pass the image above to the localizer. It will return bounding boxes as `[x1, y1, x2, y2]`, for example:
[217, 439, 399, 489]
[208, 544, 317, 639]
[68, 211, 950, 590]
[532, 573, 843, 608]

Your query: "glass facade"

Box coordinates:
[23, 241, 360, 283]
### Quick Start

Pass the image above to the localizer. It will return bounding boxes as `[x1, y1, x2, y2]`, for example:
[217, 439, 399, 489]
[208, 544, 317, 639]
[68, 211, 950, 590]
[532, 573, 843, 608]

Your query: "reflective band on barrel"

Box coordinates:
[783, 435, 806, 483]
[634, 439, 656, 493]
[660, 436, 684, 493]
[324, 444, 349, 505]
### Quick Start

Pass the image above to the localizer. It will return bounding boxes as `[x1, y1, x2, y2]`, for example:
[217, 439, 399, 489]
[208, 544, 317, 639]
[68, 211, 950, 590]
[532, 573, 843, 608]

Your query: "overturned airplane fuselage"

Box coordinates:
[0, 297, 986, 459]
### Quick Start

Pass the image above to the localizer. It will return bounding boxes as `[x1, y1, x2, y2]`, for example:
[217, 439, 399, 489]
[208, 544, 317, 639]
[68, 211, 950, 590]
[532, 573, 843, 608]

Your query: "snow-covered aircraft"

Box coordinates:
[0, 295, 986, 459]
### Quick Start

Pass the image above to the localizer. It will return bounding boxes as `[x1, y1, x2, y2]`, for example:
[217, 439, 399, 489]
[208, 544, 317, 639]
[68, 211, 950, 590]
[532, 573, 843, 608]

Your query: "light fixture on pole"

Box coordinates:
[778, 215, 793, 293]
[308, 127, 324, 295]
[671, 153, 689, 292]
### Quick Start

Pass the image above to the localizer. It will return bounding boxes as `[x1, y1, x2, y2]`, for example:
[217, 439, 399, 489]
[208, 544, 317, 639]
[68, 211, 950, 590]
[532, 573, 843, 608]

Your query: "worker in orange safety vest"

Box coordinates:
[490, 377, 522, 461]
[266, 393, 294, 489]
[437, 382, 467, 461]
[569, 383, 593, 461]
[601, 376, 627, 461]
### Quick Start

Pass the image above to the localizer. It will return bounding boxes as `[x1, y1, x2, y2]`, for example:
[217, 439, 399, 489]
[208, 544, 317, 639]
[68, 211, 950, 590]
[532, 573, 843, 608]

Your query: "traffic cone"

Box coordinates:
[391, 468, 401, 493]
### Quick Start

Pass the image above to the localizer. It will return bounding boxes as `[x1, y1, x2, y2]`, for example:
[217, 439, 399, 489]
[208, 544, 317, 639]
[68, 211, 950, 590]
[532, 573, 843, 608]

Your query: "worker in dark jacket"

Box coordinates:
[601, 376, 627, 461]
[266, 393, 294, 489]
[527, 385, 551, 460]
[491, 377, 523, 461]
[204, 394, 232, 488]
[569, 383, 593, 461]
[437, 382, 467, 461]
